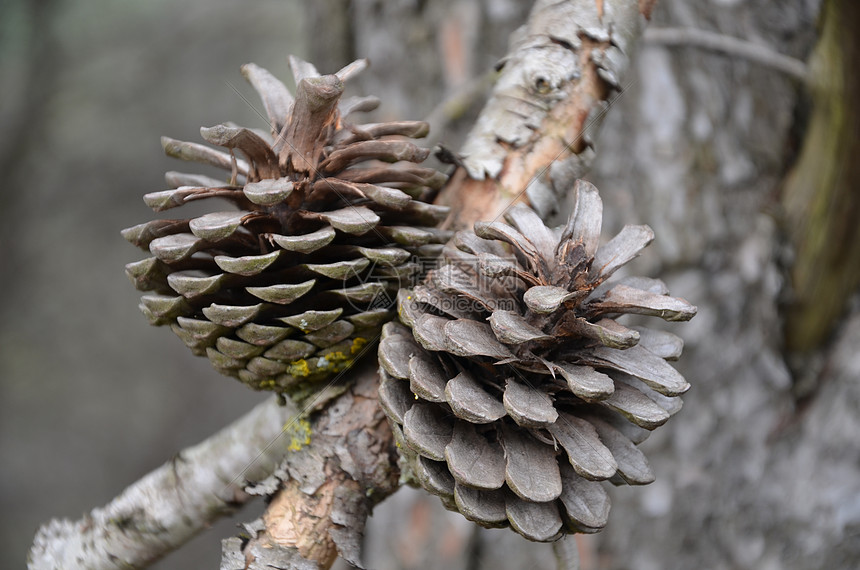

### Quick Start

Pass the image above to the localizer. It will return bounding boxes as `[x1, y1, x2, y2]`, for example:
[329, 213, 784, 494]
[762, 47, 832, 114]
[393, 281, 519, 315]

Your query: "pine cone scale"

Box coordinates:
[240, 63, 293, 134]
[589, 224, 655, 282]
[547, 414, 617, 481]
[581, 344, 690, 396]
[501, 424, 563, 503]
[502, 378, 558, 427]
[445, 372, 506, 424]
[161, 136, 248, 174]
[444, 422, 506, 490]
[402, 403, 453, 462]
[413, 455, 455, 502]
[408, 352, 448, 402]
[587, 415, 654, 485]
[598, 381, 671, 429]
[553, 362, 615, 401]
[505, 494, 563, 542]
[557, 463, 610, 533]
[454, 485, 507, 526]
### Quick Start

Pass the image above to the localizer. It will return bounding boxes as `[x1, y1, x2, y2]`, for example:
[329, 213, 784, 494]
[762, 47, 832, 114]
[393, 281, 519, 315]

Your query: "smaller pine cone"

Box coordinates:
[377, 180, 696, 542]
[123, 56, 449, 402]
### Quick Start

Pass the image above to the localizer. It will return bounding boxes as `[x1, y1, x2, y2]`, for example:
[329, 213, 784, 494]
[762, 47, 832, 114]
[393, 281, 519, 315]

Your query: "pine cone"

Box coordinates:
[378, 180, 696, 542]
[123, 56, 449, 402]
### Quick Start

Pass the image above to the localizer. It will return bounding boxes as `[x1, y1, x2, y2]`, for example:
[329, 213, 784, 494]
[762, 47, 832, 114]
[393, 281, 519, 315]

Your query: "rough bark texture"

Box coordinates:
[436, 0, 647, 230]
[219, 359, 400, 570]
[29, 396, 301, 569]
[346, 0, 532, 151]
[580, 0, 835, 566]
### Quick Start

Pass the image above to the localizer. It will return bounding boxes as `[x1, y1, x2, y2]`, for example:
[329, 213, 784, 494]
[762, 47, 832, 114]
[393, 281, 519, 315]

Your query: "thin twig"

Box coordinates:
[643, 27, 809, 82]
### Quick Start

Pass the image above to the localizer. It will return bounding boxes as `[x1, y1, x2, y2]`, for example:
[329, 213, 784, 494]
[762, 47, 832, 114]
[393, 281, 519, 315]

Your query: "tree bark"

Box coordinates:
[437, 0, 650, 229]
[219, 359, 400, 570]
[584, 1, 857, 568]
[339, 1, 860, 569]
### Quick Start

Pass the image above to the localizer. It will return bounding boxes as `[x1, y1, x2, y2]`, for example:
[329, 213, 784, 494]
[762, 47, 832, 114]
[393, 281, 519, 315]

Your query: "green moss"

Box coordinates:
[267, 336, 376, 406]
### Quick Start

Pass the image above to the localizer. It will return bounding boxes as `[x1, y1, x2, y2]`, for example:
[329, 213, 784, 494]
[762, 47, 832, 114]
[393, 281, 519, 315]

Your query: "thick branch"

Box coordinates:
[437, 0, 650, 229]
[29, 396, 302, 569]
[220, 359, 399, 569]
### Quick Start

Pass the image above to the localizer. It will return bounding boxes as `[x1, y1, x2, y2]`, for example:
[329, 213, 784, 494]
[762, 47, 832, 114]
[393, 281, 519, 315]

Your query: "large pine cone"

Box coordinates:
[123, 57, 449, 401]
[378, 180, 696, 542]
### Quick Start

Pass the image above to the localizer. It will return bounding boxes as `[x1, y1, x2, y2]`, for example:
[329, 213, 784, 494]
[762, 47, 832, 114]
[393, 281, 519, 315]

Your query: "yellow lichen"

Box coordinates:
[287, 359, 311, 377]
[284, 417, 312, 452]
[258, 379, 277, 390]
[350, 337, 368, 354]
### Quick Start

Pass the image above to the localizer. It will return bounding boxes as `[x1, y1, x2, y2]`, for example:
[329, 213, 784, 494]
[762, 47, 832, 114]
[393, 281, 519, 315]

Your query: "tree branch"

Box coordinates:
[437, 0, 650, 229]
[29, 396, 302, 569]
[643, 27, 809, 82]
[219, 359, 399, 570]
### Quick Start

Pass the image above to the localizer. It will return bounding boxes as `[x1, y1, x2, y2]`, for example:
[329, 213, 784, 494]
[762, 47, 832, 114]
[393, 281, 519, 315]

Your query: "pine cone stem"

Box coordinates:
[280, 75, 344, 173]
[553, 536, 581, 570]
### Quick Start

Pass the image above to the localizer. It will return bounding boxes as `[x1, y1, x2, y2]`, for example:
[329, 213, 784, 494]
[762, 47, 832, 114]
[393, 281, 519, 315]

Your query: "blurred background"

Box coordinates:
[3, 0, 859, 569]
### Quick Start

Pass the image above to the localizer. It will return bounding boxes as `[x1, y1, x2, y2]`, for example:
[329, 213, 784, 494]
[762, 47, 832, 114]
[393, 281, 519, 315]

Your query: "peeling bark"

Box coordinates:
[219, 360, 399, 570]
[437, 0, 650, 229]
